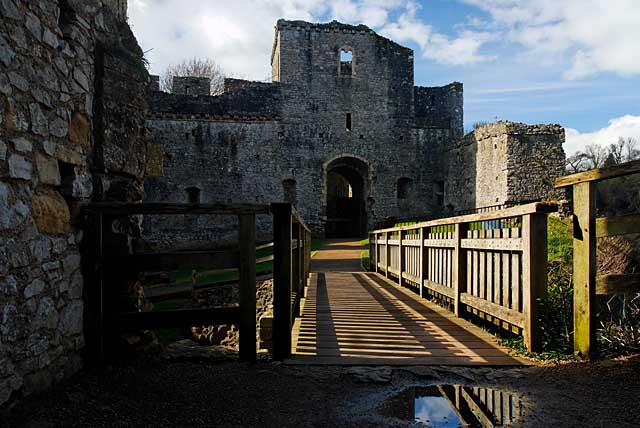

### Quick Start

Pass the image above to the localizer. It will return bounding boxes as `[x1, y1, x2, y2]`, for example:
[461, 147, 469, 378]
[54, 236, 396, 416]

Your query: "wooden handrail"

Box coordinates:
[369, 203, 550, 352]
[554, 159, 640, 188]
[371, 201, 557, 233]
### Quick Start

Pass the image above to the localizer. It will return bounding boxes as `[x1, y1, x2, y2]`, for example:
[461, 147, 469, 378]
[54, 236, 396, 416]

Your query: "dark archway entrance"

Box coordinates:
[324, 156, 368, 238]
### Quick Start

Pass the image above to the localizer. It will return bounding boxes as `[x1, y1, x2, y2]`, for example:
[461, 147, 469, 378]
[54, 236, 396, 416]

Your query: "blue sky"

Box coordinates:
[129, 0, 640, 155]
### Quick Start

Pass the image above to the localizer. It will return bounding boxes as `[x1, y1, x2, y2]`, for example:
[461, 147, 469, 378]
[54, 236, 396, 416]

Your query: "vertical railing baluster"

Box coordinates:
[271, 203, 292, 360]
[239, 213, 257, 362]
[521, 213, 548, 352]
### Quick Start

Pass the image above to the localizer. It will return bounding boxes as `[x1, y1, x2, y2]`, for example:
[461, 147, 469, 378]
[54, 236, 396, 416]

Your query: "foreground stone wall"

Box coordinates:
[444, 122, 565, 211]
[0, 0, 148, 406]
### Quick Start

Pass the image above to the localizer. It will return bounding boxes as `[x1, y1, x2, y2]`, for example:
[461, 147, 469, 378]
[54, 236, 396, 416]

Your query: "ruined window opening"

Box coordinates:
[185, 186, 201, 204]
[282, 179, 297, 204]
[399, 135, 404, 141]
[57, 160, 76, 197]
[185, 85, 190, 95]
[359, 134, 364, 139]
[58, 0, 77, 39]
[397, 177, 413, 200]
[340, 49, 353, 76]
[346, 113, 352, 131]
[435, 180, 445, 206]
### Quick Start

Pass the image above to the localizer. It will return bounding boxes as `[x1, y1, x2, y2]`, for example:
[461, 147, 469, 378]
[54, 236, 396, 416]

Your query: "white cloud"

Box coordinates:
[379, 2, 495, 66]
[565, 115, 640, 155]
[128, 0, 494, 79]
[461, 0, 640, 79]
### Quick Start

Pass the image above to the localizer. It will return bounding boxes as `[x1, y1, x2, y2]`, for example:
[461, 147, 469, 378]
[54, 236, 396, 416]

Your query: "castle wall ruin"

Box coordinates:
[0, 0, 149, 405]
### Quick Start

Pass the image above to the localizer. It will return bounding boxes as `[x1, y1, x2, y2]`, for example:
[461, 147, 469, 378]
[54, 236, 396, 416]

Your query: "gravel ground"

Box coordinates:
[3, 354, 640, 428]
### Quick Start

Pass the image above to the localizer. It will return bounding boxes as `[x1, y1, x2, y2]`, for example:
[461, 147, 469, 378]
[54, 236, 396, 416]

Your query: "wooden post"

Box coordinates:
[239, 213, 257, 362]
[418, 227, 424, 298]
[95, 213, 105, 363]
[292, 224, 300, 316]
[452, 222, 467, 317]
[384, 232, 390, 278]
[398, 230, 405, 287]
[296, 224, 303, 304]
[572, 182, 596, 357]
[271, 203, 292, 360]
[369, 232, 375, 271]
[521, 213, 548, 352]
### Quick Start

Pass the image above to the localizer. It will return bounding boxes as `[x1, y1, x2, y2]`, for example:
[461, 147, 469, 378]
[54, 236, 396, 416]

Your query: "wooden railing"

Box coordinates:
[369, 202, 557, 352]
[270, 203, 312, 360]
[83, 202, 311, 363]
[555, 159, 640, 357]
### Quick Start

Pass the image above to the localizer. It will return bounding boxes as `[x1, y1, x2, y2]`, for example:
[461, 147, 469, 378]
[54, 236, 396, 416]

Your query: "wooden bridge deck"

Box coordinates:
[287, 240, 526, 366]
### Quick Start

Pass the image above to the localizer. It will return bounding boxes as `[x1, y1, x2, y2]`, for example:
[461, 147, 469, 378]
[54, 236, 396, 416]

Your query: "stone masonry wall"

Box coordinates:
[444, 122, 565, 211]
[144, 20, 459, 242]
[0, 0, 148, 406]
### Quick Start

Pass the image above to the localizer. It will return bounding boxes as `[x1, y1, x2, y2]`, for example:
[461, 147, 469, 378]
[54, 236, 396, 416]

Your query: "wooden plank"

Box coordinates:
[461, 237, 523, 251]
[371, 202, 558, 234]
[255, 242, 274, 250]
[596, 215, 640, 238]
[479, 230, 486, 300]
[493, 239, 501, 306]
[401, 271, 421, 284]
[423, 279, 456, 299]
[512, 228, 521, 312]
[502, 229, 510, 310]
[399, 231, 405, 287]
[108, 250, 239, 272]
[419, 227, 424, 297]
[573, 181, 596, 358]
[423, 238, 456, 248]
[521, 213, 548, 352]
[554, 159, 640, 188]
[239, 213, 256, 362]
[272, 203, 293, 360]
[460, 387, 496, 428]
[401, 239, 421, 246]
[452, 223, 466, 316]
[596, 273, 640, 295]
[84, 202, 270, 215]
[109, 307, 240, 329]
[460, 293, 525, 327]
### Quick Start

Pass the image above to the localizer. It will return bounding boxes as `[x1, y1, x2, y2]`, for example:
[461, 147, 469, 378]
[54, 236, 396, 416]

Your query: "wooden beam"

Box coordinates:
[109, 307, 240, 329]
[572, 181, 596, 358]
[461, 237, 522, 251]
[596, 215, 640, 238]
[83, 202, 270, 215]
[460, 293, 525, 327]
[596, 274, 640, 295]
[272, 203, 292, 360]
[238, 213, 257, 362]
[108, 250, 239, 272]
[423, 239, 457, 248]
[371, 202, 557, 234]
[555, 159, 640, 188]
[521, 213, 547, 352]
[423, 279, 455, 299]
[452, 223, 466, 317]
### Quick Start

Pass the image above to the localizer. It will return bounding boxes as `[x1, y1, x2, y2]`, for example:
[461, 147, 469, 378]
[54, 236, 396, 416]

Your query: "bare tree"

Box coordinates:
[160, 57, 225, 95]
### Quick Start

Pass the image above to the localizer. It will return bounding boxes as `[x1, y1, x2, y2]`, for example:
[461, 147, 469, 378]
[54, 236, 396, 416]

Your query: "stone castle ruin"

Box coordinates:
[144, 19, 565, 243]
[0, 0, 565, 407]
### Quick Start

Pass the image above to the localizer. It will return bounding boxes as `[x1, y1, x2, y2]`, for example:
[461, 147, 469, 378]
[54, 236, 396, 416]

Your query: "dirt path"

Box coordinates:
[3, 356, 640, 427]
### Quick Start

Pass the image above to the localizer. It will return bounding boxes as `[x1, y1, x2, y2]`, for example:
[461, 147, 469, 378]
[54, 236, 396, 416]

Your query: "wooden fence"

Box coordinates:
[83, 202, 311, 363]
[369, 202, 557, 352]
[555, 159, 640, 357]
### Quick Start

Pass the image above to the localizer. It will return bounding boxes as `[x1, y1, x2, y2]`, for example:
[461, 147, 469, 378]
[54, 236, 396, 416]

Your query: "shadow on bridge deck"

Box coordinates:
[286, 240, 526, 366]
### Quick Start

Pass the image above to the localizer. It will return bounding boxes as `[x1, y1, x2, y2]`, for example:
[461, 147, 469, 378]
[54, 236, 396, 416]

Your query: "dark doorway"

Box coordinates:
[325, 156, 368, 238]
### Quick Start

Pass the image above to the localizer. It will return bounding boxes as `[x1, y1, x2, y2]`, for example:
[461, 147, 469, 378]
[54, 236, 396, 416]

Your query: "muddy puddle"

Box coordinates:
[379, 384, 525, 427]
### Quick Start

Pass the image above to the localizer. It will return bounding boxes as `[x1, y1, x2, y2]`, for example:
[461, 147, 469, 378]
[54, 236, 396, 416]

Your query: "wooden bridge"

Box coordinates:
[287, 240, 524, 365]
[82, 159, 640, 364]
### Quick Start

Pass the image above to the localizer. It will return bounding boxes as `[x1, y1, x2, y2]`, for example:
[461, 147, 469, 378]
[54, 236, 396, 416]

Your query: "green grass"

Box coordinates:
[360, 249, 370, 270]
[547, 215, 573, 261]
[164, 239, 326, 288]
[499, 337, 575, 362]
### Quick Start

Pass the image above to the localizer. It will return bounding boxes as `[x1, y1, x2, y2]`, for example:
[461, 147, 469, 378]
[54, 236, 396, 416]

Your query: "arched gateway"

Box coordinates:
[324, 156, 369, 238]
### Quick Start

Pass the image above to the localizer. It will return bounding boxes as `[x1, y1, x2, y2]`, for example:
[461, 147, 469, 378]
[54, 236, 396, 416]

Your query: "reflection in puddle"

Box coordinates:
[380, 385, 525, 427]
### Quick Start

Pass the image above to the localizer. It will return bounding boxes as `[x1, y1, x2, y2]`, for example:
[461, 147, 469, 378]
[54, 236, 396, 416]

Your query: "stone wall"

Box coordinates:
[172, 76, 210, 96]
[144, 19, 457, 243]
[444, 122, 565, 211]
[0, 0, 148, 406]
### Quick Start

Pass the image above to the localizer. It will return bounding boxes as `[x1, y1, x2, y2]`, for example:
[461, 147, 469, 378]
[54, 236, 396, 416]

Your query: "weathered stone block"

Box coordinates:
[24, 279, 46, 299]
[55, 145, 83, 165]
[29, 237, 51, 262]
[31, 191, 71, 235]
[29, 103, 49, 136]
[8, 154, 32, 180]
[59, 301, 83, 335]
[0, 140, 6, 160]
[36, 152, 61, 185]
[11, 137, 32, 153]
[35, 297, 58, 330]
[69, 112, 89, 146]
[50, 117, 69, 138]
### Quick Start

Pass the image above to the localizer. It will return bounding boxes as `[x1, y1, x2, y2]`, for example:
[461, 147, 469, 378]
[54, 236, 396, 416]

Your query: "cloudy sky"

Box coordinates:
[128, 0, 640, 155]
